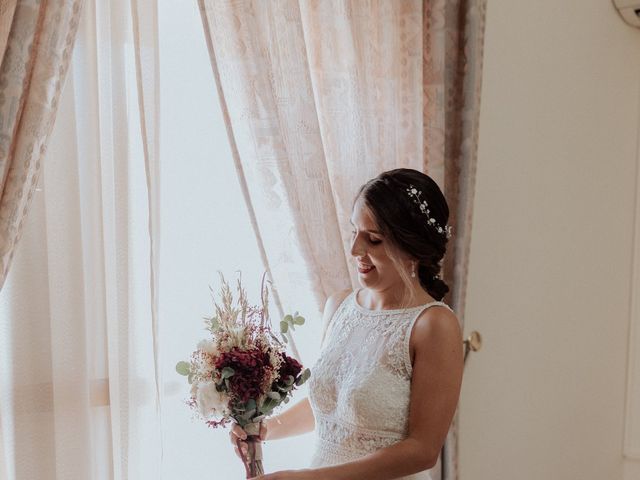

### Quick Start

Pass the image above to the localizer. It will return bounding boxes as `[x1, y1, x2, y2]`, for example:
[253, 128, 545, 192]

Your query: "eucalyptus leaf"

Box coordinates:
[283, 396, 290, 404]
[221, 367, 235, 379]
[176, 361, 191, 376]
[293, 316, 305, 325]
[241, 409, 257, 421]
[283, 314, 293, 324]
[267, 391, 280, 400]
[296, 368, 311, 386]
[280, 321, 288, 333]
[260, 398, 274, 414]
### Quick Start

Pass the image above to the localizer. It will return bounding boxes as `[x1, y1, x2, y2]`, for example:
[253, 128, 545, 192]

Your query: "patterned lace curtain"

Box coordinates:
[199, 1, 486, 478]
[0, 0, 84, 288]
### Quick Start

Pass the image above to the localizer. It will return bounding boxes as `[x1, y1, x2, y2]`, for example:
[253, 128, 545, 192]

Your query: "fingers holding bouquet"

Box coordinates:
[248, 469, 313, 480]
[230, 422, 268, 460]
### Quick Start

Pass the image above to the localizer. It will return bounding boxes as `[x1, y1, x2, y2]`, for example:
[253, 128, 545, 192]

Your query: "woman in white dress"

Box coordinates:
[230, 169, 463, 480]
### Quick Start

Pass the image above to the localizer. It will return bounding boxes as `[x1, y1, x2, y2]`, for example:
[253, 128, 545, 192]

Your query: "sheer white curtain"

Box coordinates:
[0, 0, 162, 478]
[1, 1, 322, 479]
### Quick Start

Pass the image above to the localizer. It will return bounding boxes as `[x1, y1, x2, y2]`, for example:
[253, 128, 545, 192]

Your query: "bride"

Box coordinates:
[230, 168, 463, 480]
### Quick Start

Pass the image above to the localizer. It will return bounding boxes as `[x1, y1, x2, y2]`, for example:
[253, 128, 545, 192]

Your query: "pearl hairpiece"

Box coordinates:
[406, 185, 453, 239]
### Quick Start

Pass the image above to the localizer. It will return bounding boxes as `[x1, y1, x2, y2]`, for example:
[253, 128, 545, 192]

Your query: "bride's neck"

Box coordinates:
[360, 285, 434, 310]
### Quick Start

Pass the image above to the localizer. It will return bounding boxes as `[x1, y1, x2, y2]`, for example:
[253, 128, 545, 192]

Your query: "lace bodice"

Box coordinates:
[308, 289, 453, 479]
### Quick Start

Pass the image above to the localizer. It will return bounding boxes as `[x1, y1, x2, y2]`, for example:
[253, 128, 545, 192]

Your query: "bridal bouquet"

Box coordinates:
[176, 273, 310, 478]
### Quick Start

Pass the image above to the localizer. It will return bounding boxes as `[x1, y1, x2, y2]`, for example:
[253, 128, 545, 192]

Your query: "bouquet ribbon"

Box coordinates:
[236, 422, 264, 479]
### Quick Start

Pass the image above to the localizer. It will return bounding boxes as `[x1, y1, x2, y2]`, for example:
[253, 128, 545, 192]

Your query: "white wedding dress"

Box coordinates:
[308, 289, 453, 480]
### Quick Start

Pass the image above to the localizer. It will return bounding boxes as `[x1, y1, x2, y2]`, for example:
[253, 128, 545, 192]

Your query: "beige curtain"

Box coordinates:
[200, 1, 486, 478]
[0, 0, 84, 289]
[0, 2, 17, 68]
[424, 2, 487, 478]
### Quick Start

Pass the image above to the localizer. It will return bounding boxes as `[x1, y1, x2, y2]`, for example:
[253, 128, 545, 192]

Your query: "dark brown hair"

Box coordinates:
[356, 168, 450, 301]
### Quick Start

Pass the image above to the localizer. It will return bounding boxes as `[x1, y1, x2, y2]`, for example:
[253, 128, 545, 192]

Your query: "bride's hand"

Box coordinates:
[250, 469, 315, 480]
[229, 422, 268, 460]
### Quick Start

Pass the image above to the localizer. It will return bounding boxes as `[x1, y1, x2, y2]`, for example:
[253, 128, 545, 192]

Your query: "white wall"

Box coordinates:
[460, 1, 640, 479]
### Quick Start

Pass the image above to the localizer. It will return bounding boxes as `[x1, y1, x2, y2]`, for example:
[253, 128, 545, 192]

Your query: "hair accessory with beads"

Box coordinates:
[406, 185, 453, 239]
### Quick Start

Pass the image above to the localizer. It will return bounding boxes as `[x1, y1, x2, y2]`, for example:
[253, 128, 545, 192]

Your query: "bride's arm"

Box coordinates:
[263, 397, 314, 440]
[256, 305, 463, 480]
[265, 288, 351, 441]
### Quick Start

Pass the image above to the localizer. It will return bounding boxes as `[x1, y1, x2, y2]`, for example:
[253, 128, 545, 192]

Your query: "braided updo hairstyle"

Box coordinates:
[356, 168, 451, 301]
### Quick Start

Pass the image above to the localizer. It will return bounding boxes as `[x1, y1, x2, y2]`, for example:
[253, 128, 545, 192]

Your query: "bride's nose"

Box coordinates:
[350, 234, 366, 258]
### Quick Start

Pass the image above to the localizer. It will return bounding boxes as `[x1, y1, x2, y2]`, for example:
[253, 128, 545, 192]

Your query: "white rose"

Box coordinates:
[196, 381, 227, 418]
[197, 339, 218, 356]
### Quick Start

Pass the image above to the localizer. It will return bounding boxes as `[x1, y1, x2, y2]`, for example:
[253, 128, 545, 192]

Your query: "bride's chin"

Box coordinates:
[358, 274, 380, 287]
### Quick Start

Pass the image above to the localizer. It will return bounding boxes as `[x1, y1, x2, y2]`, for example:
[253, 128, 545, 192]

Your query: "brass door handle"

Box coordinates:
[463, 330, 482, 363]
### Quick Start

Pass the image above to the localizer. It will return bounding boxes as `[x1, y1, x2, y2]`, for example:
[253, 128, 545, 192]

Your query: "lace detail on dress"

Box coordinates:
[316, 414, 403, 454]
[308, 290, 453, 479]
[315, 412, 404, 456]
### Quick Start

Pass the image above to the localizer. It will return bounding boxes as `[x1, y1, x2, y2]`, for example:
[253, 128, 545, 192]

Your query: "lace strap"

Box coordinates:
[403, 301, 454, 376]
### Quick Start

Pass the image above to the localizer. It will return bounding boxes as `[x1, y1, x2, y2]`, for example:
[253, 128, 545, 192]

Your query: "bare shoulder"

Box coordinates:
[323, 289, 352, 318]
[410, 305, 462, 356]
[320, 289, 351, 347]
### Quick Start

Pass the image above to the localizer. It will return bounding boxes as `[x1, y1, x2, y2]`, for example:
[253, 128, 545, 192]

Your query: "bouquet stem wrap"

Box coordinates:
[236, 422, 264, 478]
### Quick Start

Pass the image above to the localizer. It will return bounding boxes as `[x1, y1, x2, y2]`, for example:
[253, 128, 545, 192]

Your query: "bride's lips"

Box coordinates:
[357, 263, 375, 274]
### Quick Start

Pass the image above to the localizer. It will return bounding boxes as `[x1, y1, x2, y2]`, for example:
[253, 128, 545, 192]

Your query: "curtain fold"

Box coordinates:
[424, 2, 487, 478]
[0, 0, 84, 289]
[0, 1, 17, 68]
[130, 0, 162, 432]
[76, 0, 164, 477]
[200, 1, 486, 479]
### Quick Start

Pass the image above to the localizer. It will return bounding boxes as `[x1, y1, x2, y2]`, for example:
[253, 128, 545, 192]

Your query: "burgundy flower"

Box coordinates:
[275, 352, 303, 386]
[215, 347, 272, 403]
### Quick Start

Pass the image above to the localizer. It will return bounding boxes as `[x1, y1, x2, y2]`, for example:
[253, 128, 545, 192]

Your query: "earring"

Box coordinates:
[411, 261, 416, 278]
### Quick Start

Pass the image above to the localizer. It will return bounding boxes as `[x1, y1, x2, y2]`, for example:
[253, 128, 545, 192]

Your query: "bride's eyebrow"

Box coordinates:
[349, 220, 382, 235]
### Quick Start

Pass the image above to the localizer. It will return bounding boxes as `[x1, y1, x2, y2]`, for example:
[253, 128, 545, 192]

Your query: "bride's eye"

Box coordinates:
[369, 237, 382, 245]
